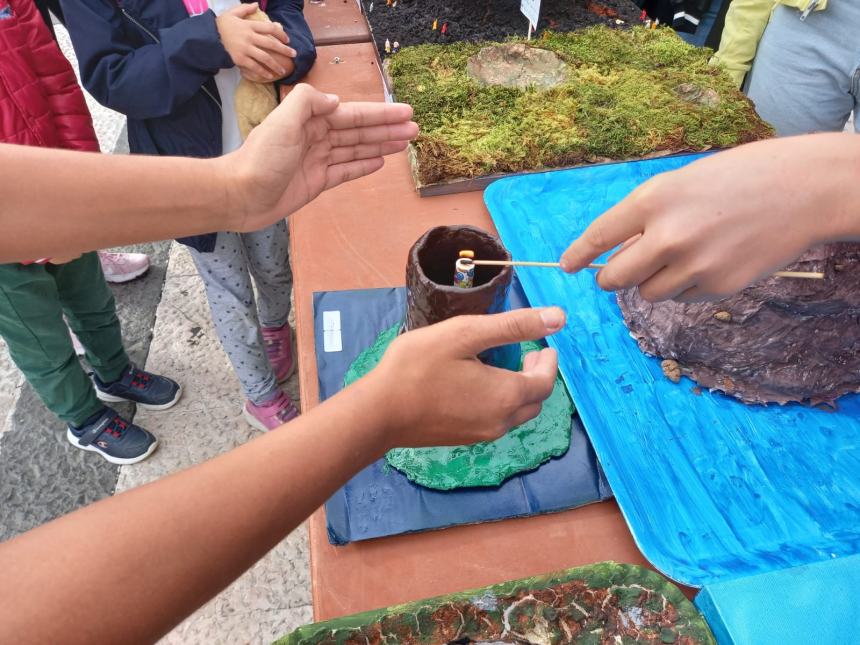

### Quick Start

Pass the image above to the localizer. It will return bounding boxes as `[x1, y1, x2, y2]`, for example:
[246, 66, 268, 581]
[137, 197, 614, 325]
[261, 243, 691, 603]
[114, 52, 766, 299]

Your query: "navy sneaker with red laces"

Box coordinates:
[67, 407, 158, 465]
[93, 364, 182, 411]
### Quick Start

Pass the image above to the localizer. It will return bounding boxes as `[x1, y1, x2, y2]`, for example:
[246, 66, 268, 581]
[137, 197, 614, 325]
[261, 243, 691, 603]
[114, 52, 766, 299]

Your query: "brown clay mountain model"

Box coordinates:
[386, 26, 773, 195]
[617, 243, 860, 407]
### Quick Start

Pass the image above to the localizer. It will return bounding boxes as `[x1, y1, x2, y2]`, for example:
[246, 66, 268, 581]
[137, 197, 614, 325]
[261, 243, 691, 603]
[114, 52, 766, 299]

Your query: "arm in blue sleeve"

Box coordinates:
[59, 0, 234, 119]
[264, 0, 316, 85]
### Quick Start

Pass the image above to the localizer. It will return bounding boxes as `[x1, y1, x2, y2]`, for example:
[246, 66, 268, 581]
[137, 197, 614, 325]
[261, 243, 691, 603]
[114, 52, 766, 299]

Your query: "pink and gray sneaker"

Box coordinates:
[243, 390, 299, 432]
[262, 322, 295, 383]
[98, 251, 150, 284]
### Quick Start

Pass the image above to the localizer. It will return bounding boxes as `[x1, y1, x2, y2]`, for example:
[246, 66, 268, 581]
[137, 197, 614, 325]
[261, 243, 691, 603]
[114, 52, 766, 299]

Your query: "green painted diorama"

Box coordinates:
[387, 26, 772, 193]
[344, 326, 573, 490]
[276, 562, 715, 644]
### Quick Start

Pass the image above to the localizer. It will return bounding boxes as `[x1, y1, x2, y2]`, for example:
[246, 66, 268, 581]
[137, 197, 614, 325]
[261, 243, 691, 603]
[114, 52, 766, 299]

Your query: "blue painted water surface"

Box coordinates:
[485, 154, 860, 588]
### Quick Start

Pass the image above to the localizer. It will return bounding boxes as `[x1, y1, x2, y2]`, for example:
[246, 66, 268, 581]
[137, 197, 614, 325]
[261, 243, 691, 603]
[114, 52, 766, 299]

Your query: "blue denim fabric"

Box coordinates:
[678, 0, 725, 47]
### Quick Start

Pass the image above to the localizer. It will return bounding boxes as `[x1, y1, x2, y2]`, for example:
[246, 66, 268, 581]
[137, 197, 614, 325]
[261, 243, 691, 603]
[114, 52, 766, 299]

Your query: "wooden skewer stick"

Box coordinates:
[467, 259, 825, 280]
[770, 270, 826, 279]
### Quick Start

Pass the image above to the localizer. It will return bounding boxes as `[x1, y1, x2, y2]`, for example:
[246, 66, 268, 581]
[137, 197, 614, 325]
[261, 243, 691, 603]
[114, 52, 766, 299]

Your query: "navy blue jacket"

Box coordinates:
[60, 0, 316, 251]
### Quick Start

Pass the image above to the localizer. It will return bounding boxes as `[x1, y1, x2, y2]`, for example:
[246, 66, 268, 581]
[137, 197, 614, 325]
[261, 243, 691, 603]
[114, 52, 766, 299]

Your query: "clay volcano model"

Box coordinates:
[387, 27, 773, 195]
[617, 243, 860, 406]
[344, 225, 573, 490]
[405, 224, 520, 369]
[363, 0, 642, 57]
[278, 562, 716, 644]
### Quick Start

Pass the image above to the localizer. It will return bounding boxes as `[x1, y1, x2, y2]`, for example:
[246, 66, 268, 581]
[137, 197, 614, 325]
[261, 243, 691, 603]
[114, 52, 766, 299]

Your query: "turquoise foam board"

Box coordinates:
[484, 154, 860, 591]
[695, 554, 860, 643]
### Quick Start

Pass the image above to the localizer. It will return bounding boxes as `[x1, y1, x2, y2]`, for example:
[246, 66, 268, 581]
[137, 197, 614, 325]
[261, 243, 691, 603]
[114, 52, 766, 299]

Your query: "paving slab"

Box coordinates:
[0, 384, 121, 541]
[0, 25, 164, 541]
[118, 244, 311, 643]
[0, 339, 22, 444]
[0, 241, 168, 541]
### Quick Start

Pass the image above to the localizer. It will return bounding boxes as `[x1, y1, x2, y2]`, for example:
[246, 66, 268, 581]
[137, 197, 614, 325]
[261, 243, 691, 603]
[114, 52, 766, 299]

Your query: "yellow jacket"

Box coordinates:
[711, 0, 828, 87]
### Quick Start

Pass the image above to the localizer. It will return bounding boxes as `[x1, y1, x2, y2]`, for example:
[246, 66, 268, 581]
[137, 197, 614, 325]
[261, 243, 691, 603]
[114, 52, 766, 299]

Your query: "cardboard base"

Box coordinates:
[314, 285, 611, 544]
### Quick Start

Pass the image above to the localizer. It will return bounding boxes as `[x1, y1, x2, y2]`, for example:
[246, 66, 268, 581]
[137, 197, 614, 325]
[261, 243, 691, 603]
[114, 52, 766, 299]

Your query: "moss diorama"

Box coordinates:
[387, 26, 773, 194]
[277, 562, 715, 644]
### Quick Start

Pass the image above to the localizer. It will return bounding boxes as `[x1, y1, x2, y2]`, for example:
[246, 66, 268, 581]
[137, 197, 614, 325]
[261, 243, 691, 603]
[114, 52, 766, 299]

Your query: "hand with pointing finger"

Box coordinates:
[560, 133, 860, 303]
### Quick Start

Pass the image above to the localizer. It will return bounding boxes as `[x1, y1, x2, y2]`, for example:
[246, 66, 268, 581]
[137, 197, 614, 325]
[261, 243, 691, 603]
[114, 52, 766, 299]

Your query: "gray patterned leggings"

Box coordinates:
[188, 221, 292, 405]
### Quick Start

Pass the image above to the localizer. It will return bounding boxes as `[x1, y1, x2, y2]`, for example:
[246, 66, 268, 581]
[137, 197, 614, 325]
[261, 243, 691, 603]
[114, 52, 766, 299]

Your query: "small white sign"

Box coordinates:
[520, 0, 541, 28]
[322, 310, 343, 353]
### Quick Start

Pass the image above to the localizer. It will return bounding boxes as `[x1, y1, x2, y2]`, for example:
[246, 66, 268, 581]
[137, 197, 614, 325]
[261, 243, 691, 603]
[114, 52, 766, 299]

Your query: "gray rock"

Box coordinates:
[675, 83, 721, 108]
[466, 43, 569, 90]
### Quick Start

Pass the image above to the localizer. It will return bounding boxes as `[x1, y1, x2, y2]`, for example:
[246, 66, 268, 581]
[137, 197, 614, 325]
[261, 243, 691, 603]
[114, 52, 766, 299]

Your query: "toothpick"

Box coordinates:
[467, 259, 825, 280]
[770, 270, 826, 279]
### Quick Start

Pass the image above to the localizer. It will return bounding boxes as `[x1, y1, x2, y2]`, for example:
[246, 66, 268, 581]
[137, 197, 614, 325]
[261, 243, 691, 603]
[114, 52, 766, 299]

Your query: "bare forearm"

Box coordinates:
[0, 144, 233, 262]
[0, 379, 388, 644]
[0, 308, 563, 643]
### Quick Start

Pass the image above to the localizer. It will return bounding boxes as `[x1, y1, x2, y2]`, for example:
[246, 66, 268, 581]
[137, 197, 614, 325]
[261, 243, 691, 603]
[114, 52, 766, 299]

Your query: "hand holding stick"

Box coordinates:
[462, 258, 825, 281]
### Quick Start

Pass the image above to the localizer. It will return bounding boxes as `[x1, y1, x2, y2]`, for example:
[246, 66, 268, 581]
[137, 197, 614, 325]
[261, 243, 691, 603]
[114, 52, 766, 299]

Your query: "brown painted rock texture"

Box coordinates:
[278, 562, 715, 645]
[466, 43, 569, 90]
[617, 243, 860, 406]
[405, 225, 520, 370]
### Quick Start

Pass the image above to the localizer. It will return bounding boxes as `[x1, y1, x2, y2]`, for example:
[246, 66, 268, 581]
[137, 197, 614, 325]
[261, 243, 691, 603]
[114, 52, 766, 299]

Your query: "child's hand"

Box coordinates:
[559, 133, 857, 302]
[365, 307, 564, 450]
[223, 85, 418, 227]
[216, 3, 297, 81]
[241, 56, 294, 83]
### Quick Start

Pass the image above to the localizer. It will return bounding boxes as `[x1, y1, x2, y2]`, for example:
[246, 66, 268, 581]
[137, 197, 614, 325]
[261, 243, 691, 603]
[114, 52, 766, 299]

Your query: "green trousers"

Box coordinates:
[0, 253, 129, 426]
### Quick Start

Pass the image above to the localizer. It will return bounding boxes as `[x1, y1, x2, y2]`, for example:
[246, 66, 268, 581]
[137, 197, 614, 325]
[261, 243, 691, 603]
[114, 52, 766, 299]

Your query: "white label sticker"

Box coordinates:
[520, 0, 541, 27]
[322, 310, 343, 353]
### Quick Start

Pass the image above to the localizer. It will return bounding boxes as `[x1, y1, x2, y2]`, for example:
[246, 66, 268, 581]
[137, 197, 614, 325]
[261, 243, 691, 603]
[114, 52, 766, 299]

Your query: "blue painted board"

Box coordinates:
[695, 553, 860, 643]
[485, 155, 860, 588]
[314, 286, 612, 545]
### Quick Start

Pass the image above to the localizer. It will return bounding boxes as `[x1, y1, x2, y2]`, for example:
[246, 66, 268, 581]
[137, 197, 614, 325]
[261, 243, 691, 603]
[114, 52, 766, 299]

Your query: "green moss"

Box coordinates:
[387, 26, 773, 186]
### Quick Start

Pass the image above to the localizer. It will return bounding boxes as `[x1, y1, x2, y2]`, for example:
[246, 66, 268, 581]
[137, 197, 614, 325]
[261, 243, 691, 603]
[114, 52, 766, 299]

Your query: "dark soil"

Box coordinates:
[362, 0, 644, 56]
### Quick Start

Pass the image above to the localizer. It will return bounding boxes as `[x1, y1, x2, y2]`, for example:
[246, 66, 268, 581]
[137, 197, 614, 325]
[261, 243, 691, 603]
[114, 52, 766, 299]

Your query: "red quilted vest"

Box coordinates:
[0, 0, 98, 151]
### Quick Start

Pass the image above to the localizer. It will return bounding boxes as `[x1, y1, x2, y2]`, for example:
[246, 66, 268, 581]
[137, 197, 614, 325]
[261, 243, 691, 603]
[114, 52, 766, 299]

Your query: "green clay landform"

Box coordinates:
[276, 561, 716, 644]
[344, 324, 573, 490]
[388, 26, 773, 187]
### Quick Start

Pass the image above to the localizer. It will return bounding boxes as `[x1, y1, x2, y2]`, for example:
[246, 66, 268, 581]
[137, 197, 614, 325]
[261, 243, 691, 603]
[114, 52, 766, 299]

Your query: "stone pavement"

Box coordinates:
[0, 22, 312, 644]
[120, 244, 311, 643]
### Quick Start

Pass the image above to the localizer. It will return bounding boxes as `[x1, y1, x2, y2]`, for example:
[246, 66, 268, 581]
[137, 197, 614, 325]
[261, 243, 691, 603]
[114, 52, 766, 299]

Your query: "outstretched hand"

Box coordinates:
[359, 307, 566, 450]
[559, 134, 860, 302]
[224, 84, 418, 231]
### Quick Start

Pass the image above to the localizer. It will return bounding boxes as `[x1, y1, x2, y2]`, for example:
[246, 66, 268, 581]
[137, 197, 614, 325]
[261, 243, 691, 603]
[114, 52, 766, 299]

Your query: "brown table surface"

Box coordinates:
[291, 42, 675, 621]
[305, 0, 371, 46]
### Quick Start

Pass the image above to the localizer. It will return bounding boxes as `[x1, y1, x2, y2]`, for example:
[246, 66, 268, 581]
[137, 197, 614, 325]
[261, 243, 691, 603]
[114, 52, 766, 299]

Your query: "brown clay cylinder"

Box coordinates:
[405, 225, 521, 370]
